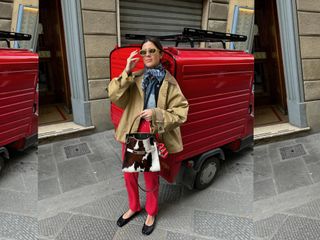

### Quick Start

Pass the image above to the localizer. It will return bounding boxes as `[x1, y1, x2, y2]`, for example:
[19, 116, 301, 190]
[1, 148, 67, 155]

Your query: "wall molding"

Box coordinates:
[60, 0, 92, 127]
[276, 0, 307, 127]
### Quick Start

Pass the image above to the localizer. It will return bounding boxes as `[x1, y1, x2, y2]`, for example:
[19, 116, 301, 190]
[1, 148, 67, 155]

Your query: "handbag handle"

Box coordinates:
[128, 114, 144, 134]
[129, 114, 151, 134]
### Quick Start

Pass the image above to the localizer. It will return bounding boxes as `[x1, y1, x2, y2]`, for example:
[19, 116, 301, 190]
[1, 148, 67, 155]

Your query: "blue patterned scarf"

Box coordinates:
[142, 63, 166, 109]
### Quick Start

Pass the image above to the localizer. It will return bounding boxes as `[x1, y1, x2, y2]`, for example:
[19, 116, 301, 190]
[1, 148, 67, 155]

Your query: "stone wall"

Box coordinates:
[296, 0, 320, 131]
[0, 0, 13, 47]
[0, 0, 13, 31]
[206, 0, 229, 48]
[80, 0, 117, 131]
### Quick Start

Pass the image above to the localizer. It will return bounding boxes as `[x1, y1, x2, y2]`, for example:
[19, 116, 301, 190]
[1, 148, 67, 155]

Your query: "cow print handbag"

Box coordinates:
[122, 115, 161, 174]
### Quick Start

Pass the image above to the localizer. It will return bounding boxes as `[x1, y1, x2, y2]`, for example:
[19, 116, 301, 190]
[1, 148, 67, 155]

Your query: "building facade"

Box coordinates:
[0, 0, 13, 48]
[53, 0, 254, 133]
[1, 0, 319, 134]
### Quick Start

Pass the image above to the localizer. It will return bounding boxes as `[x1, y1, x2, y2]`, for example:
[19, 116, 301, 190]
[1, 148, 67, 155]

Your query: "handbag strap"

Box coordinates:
[134, 174, 159, 193]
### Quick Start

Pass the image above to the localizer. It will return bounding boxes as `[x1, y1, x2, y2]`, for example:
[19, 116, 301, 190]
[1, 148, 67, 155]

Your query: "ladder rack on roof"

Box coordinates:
[125, 28, 247, 49]
[0, 31, 31, 48]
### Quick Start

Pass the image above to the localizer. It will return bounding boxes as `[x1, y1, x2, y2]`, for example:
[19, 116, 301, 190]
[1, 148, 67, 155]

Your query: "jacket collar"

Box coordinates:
[134, 69, 176, 97]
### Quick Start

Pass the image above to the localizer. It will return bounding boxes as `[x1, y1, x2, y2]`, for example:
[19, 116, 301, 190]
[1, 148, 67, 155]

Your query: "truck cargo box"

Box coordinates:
[0, 31, 38, 163]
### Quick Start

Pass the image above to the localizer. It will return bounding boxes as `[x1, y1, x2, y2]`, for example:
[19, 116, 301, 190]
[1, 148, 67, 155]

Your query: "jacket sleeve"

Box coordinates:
[151, 83, 189, 133]
[107, 70, 135, 109]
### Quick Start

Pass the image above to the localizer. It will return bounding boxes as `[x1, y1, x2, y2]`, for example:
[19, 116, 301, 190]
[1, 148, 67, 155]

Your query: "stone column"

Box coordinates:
[296, 0, 320, 131]
[60, 0, 92, 127]
[276, 0, 308, 128]
[81, 0, 117, 131]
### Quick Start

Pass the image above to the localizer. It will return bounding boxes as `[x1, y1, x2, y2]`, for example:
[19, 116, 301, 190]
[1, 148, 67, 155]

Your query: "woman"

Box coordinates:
[108, 37, 189, 235]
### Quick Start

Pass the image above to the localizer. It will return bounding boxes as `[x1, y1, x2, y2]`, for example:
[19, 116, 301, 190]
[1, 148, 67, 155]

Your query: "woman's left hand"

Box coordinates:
[140, 109, 153, 121]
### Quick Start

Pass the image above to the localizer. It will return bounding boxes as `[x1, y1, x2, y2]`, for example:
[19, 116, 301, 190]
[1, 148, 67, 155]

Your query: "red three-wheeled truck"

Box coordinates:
[109, 28, 254, 190]
[0, 31, 39, 171]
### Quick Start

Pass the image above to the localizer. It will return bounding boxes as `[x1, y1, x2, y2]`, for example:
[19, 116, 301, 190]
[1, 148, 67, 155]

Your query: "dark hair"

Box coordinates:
[141, 37, 163, 52]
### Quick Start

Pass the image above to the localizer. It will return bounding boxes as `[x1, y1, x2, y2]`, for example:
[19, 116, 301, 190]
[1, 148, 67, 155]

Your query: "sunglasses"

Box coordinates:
[139, 48, 159, 56]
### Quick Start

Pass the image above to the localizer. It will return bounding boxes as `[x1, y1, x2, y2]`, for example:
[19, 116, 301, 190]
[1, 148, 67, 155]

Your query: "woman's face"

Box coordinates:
[140, 41, 163, 68]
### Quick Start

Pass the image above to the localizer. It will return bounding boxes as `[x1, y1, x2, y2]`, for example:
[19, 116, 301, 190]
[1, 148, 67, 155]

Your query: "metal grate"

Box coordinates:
[279, 144, 306, 160]
[64, 143, 91, 158]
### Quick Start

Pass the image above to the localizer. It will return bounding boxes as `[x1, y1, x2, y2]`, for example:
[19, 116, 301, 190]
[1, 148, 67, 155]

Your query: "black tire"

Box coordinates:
[0, 156, 4, 172]
[194, 156, 220, 190]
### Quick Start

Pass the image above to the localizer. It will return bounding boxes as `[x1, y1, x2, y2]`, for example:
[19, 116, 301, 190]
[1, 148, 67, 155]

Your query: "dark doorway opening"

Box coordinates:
[254, 0, 288, 127]
[37, 0, 72, 125]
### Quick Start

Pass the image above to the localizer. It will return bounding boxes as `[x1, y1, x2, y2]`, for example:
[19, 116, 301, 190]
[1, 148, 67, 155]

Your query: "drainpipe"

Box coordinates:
[116, 0, 121, 47]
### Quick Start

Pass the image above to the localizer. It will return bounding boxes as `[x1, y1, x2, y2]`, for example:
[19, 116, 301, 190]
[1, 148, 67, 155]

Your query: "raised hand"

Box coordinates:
[125, 50, 140, 74]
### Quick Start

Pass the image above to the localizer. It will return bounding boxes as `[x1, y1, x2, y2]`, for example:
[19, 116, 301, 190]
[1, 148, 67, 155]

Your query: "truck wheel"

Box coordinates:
[0, 156, 4, 172]
[195, 156, 220, 190]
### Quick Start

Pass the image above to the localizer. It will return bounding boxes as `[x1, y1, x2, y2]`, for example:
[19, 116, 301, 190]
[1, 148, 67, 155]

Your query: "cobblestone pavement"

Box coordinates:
[254, 133, 320, 240]
[0, 147, 37, 240]
[2, 131, 319, 239]
[37, 129, 254, 240]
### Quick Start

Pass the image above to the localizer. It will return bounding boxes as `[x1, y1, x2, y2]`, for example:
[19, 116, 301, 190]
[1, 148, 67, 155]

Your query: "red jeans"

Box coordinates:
[121, 119, 160, 216]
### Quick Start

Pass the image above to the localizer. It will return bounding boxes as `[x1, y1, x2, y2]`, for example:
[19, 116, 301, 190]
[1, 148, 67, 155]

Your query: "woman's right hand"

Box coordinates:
[125, 50, 140, 74]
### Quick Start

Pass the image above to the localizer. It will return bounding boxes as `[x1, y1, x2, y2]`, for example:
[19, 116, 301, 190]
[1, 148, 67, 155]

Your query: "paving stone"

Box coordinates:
[104, 130, 116, 140]
[286, 198, 320, 219]
[253, 146, 268, 157]
[193, 210, 253, 239]
[112, 222, 167, 240]
[38, 177, 61, 200]
[303, 154, 320, 165]
[91, 160, 122, 182]
[38, 144, 53, 155]
[107, 137, 122, 151]
[182, 188, 252, 216]
[238, 175, 253, 195]
[158, 184, 182, 204]
[254, 214, 287, 238]
[271, 216, 320, 240]
[165, 232, 212, 240]
[22, 173, 37, 194]
[254, 178, 277, 201]
[4, 154, 37, 175]
[0, 168, 25, 192]
[56, 214, 117, 240]
[307, 162, 320, 183]
[79, 133, 112, 148]
[209, 173, 241, 193]
[70, 195, 127, 219]
[38, 153, 57, 180]
[273, 158, 312, 193]
[0, 190, 36, 216]
[225, 161, 253, 177]
[166, 231, 195, 240]
[57, 156, 97, 192]
[141, 204, 193, 233]
[86, 145, 118, 163]
[279, 144, 307, 160]
[39, 212, 73, 238]
[254, 156, 273, 182]
[0, 212, 37, 240]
